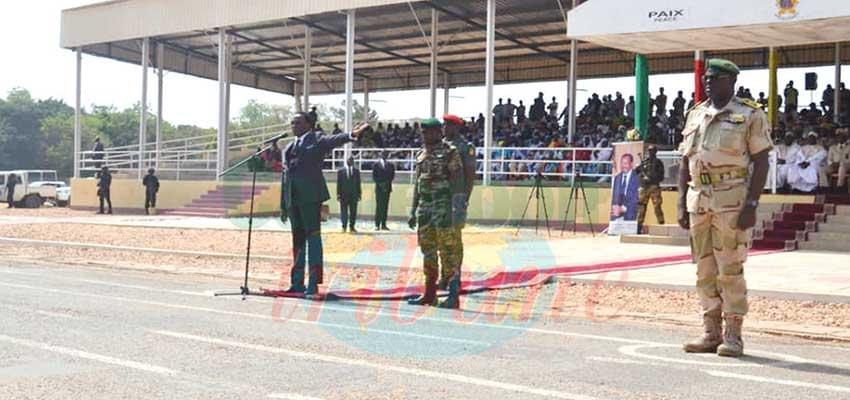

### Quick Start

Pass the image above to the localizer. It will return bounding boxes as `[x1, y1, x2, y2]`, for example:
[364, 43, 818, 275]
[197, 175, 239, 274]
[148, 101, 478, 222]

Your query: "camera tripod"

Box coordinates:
[561, 170, 595, 236]
[515, 172, 551, 237]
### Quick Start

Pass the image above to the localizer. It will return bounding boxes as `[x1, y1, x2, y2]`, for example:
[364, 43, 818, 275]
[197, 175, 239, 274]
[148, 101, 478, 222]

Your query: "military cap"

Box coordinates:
[705, 59, 740, 77]
[443, 114, 465, 126]
[420, 117, 442, 128]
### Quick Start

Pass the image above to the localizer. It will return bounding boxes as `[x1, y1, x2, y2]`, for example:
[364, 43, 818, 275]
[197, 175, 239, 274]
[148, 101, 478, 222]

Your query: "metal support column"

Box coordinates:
[567, 0, 578, 145]
[364, 79, 370, 123]
[768, 47, 778, 129]
[429, 9, 439, 118]
[635, 54, 649, 139]
[294, 82, 302, 113]
[156, 42, 164, 170]
[344, 10, 355, 159]
[74, 48, 82, 179]
[139, 38, 149, 178]
[217, 29, 231, 178]
[483, 0, 495, 186]
[836, 42, 842, 124]
[303, 26, 312, 112]
[694, 50, 705, 103]
[443, 73, 450, 115]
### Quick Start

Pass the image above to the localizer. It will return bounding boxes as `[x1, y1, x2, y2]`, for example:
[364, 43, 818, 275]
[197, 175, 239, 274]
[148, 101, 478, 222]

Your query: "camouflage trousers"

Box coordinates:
[637, 184, 665, 227]
[418, 225, 461, 282]
[690, 211, 749, 316]
[439, 227, 464, 287]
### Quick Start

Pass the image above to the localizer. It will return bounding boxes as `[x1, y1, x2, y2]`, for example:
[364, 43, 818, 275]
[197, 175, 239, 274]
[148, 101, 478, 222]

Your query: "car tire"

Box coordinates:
[23, 195, 43, 209]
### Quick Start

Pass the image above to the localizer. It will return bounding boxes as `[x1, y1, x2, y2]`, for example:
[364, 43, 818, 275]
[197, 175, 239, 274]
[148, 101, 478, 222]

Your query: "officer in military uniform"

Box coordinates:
[678, 59, 772, 358]
[636, 144, 666, 232]
[408, 118, 465, 309]
[439, 114, 475, 290]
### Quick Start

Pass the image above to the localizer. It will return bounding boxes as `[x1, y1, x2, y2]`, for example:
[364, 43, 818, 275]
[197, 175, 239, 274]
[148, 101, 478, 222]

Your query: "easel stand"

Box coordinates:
[561, 170, 595, 237]
[515, 172, 551, 237]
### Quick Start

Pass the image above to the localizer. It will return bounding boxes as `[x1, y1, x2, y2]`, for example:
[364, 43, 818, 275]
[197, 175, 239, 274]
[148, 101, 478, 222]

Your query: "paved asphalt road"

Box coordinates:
[1, 261, 849, 400]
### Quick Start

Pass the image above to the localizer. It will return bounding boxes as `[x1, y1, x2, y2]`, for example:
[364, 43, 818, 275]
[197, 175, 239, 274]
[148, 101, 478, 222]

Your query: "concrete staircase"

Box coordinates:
[620, 225, 689, 246]
[799, 205, 850, 252]
[162, 184, 271, 218]
[621, 203, 820, 250]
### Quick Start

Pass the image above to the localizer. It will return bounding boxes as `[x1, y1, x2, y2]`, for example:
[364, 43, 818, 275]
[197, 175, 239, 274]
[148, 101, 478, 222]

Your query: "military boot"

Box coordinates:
[683, 311, 722, 353]
[408, 278, 437, 306]
[437, 277, 460, 309]
[717, 314, 744, 357]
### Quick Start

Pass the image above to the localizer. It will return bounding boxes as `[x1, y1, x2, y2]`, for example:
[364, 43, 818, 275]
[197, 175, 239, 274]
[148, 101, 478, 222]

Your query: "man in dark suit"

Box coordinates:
[372, 150, 395, 230]
[337, 157, 361, 233]
[280, 112, 369, 296]
[610, 153, 639, 221]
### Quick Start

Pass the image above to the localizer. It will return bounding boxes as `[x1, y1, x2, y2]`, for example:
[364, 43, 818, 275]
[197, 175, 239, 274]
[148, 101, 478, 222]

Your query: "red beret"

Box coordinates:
[443, 114, 465, 126]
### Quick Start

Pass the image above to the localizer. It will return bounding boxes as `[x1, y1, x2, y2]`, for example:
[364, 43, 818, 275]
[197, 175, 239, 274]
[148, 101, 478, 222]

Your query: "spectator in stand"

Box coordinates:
[504, 98, 516, 126]
[687, 92, 696, 110]
[775, 134, 800, 191]
[548, 97, 559, 119]
[516, 100, 526, 123]
[655, 87, 667, 116]
[672, 90, 686, 118]
[613, 92, 625, 116]
[823, 84, 835, 115]
[784, 81, 799, 114]
[308, 106, 318, 127]
[493, 98, 505, 125]
[92, 137, 105, 170]
[757, 92, 768, 111]
[626, 96, 636, 120]
[530, 92, 546, 121]
[332, 123, 342, 135]
[788, 132, 826, 193]
[822, 131, 850, 191]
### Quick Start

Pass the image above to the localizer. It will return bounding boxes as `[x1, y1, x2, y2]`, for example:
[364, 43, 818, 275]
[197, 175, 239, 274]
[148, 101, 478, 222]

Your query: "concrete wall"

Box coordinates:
[71, 178, 815, 223]
[71, 178, 219, 212]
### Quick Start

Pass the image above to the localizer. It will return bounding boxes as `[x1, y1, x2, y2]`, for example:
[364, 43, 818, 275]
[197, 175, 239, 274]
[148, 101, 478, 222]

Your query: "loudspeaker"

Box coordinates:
[805, 72, 817, 90]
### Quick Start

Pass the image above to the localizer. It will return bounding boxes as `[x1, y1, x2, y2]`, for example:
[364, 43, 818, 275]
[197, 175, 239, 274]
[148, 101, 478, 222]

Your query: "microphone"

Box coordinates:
[262, 133, 288, 144]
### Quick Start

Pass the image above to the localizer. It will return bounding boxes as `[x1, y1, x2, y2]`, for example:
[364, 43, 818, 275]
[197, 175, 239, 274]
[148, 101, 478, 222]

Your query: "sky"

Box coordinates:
[1, 1, 848, 129]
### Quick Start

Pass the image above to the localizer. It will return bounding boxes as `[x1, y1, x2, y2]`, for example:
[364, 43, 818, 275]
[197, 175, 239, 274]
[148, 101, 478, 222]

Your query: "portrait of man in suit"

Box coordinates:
[610, 153, 640, 221]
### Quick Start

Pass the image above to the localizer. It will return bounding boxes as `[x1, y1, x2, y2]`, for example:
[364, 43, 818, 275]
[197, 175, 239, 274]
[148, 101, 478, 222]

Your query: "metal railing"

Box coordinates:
[80, 140, 779, 194]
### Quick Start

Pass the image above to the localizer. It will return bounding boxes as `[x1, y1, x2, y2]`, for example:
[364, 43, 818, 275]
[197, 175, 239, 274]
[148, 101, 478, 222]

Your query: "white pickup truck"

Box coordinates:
[0, 170, 67, 208]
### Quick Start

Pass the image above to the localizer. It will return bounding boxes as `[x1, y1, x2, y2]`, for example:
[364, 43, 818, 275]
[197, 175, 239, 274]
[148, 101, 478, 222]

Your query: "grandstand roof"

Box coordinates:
[61, 0, 850, 97]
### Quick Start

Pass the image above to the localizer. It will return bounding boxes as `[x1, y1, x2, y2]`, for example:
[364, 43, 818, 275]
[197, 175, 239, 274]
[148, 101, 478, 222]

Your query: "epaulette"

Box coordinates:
[738, 97, 762, 109]
[686, 100, 708, 114]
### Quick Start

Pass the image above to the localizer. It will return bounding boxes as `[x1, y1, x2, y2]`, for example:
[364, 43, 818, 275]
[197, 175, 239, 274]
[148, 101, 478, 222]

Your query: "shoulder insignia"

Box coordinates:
[687, 100, 708, 114]
[739, 98, 761, 109]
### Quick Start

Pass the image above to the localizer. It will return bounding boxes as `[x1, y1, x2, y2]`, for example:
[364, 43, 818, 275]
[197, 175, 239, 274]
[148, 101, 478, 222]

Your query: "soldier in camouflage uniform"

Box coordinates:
[408, 118, 466, 309]
[439, 114, 476, 290]
[636, 144, 666, 232]
[678, 59, 772, 358]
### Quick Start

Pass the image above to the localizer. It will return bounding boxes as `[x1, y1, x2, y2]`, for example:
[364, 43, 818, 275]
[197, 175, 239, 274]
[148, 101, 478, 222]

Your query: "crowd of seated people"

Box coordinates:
[319, 80, 850, 188]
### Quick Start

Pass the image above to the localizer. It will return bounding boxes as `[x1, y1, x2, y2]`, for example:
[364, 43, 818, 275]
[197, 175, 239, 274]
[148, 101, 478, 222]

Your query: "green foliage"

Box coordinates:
[0, 88, 379, 180]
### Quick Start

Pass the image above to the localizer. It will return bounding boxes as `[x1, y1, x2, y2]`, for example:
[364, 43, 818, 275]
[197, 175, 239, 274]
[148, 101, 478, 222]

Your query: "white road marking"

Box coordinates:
[35, 310, 79, 320]
[0, 334, 178, 376]
[0, 269, 207, 296]
[585, 356, 665, 367]
[267, 393, 326, 400]
[618, 344, 809, 368]
[703, 370, 850, 393]
[0, 282, 488, 347]
[154, 330, 601, 400]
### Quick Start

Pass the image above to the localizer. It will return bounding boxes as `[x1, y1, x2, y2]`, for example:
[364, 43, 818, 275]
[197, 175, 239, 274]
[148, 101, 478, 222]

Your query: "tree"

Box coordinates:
[233, 100, 293, 132]
[327, 100, 378, 127]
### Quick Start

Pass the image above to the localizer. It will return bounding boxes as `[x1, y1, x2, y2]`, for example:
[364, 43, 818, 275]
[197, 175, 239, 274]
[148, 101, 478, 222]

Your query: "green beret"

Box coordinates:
[705, 58, 740, 77]
[420, 117, 442, 128]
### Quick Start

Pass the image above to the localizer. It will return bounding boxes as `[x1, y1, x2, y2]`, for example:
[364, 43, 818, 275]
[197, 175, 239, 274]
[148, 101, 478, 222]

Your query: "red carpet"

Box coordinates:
[752, 203, 824, 251]
[260, 249, 779, 301]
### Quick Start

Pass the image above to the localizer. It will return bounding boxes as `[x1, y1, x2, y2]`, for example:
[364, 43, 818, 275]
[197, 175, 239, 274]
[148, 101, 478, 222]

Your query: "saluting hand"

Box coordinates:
[351, 122, 371, 139]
